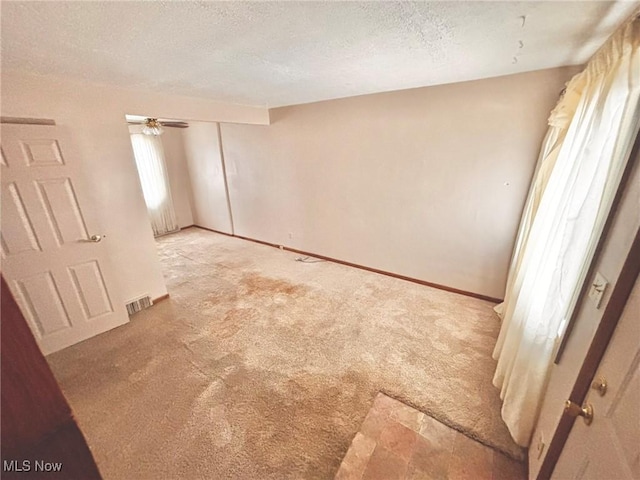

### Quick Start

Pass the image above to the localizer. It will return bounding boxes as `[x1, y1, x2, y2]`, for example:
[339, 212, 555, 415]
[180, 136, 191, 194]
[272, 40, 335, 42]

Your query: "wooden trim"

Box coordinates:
[234, 234, 282, 248]
[180, 225, 195, 230]
[555, 128, 640, 362]
[193, 225, 234, 237]
[283, 245, 503, 303]
[152, 294, 170, 304]
[1, 116, 56, 126]
[537, 226, 640, 480]
[192, 225, 503, 303]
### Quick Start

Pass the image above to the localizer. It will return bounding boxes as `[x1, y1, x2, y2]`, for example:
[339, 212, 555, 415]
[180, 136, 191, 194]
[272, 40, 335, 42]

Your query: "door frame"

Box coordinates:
[537, 226, 640, 479]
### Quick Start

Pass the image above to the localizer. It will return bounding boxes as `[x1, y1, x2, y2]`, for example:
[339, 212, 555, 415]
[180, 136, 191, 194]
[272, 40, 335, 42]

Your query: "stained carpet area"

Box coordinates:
[47, 228, 524, 480]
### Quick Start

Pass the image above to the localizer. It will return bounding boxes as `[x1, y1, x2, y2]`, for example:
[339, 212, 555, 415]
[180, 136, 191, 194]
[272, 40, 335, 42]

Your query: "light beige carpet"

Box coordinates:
[48, 228, 524, 480]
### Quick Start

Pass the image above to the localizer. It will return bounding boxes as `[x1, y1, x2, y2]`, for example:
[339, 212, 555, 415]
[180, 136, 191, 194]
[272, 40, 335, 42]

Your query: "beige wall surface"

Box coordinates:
[1, 71, 268, 304]
[161, 128, 195, 229]
[182, 122, 233, 234]
[221, 66, 581, 299]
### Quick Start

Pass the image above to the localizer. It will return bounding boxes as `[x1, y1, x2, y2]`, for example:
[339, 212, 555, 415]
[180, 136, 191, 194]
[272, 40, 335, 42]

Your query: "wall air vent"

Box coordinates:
[125, 295, 152, 315]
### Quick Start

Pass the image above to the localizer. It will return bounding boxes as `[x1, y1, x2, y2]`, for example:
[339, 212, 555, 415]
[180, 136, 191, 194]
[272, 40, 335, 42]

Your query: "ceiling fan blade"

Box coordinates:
[160, 121, 189, 128]
[126, 120, 189, 128]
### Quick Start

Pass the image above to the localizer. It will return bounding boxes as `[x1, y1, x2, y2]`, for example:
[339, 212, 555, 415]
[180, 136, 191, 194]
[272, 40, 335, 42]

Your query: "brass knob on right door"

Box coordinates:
[590, 377, 607, 396]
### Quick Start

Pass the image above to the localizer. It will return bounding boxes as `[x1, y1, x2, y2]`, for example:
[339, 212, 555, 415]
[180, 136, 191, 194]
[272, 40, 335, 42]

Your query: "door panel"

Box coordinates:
[21, 138, 65, 166]
[35, 177, 89, 245]
[1, 182, 42, 254]
[1, 123, 128, 354]
[15, 271, 72, 337]
[608, 354, 640, 478]
[553, 276, 640, 479]
[68, 260, 114, 320]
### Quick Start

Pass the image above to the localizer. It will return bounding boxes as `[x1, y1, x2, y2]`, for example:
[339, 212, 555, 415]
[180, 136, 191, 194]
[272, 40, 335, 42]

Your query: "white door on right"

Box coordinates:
[553, 275, 640, 479]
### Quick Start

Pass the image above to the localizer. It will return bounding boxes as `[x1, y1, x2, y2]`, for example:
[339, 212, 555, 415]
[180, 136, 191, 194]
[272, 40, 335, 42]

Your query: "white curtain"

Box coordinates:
[494, 76, 585, 320]
[493, 17, 640, 447]
[130, 133, 179, 237]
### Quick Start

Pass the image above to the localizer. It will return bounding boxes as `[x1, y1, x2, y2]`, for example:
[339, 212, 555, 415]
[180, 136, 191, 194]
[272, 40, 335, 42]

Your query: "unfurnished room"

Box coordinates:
[1, 2, 639, 480]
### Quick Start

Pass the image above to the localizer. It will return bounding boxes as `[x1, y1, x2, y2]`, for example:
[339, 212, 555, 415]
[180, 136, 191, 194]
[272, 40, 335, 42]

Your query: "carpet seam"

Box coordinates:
[379, 389, 527, 463]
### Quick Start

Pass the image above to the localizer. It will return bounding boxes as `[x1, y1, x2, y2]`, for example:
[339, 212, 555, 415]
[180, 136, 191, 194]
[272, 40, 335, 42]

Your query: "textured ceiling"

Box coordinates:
[2, 1, 638, 107]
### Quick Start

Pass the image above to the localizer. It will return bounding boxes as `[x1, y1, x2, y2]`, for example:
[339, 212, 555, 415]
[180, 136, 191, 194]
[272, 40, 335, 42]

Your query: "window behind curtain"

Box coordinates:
[130, 133, 179, 237]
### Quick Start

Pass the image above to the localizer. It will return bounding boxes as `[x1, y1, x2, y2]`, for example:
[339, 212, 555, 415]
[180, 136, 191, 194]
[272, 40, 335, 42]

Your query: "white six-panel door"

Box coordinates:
[1, 123, 129, 355]
[553, 275, 640, 479]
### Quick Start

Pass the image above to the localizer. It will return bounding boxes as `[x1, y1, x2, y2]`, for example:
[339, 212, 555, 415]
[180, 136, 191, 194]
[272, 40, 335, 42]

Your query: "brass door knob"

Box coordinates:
[565, 400, 594, 425]
[590, 377, 607, 396]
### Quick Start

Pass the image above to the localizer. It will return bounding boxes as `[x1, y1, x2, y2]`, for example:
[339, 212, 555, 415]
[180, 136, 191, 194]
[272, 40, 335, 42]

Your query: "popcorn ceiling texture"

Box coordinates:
[2, 1, 637, 107]
[48, 228, 524, 480]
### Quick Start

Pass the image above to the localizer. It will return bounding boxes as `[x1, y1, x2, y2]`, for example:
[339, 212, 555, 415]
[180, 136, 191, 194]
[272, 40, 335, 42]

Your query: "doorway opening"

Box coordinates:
[126, 115, 191, 238]
[124, 114, 235, 293]
[125, 115, 234, 242]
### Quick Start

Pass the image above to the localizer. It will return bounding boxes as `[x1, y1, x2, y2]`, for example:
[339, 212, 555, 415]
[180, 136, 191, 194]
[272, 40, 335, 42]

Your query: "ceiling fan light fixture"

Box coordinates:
[142, 118, 164, 136]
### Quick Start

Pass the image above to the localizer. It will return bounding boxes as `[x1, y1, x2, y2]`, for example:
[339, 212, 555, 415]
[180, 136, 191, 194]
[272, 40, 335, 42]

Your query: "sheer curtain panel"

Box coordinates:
[494, 77, 585, 320]
[130, 133, 179, 237]
[492, 16, 640, 447]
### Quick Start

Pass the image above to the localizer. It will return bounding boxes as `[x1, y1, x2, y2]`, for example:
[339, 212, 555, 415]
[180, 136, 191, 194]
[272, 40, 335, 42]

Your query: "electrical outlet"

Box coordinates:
[588, 272, 608, 309]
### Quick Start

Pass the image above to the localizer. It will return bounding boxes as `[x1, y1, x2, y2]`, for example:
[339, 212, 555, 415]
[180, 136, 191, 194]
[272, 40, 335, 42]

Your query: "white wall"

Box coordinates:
[161, 128, 195, 229]
[182, 122, 233, 234]
[220, 67, 581, 299]
[1, 71, 268, 304]
[529, 149, 640, 479]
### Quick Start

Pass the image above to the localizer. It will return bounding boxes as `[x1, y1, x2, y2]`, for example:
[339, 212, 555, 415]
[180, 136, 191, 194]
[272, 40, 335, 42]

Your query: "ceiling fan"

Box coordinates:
[127, 117, 189, 135]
